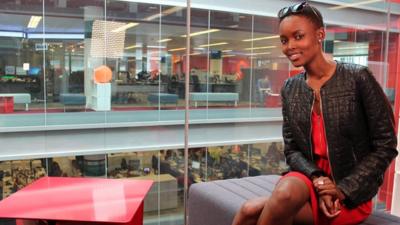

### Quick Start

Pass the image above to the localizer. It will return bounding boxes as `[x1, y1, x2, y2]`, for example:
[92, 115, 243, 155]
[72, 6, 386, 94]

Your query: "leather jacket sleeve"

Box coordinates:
[336, 67, 398, 208]
[281, 81, 325, 178]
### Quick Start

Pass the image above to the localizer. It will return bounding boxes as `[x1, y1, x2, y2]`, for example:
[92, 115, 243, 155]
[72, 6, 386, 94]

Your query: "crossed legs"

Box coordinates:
[232, 176, 313, 225]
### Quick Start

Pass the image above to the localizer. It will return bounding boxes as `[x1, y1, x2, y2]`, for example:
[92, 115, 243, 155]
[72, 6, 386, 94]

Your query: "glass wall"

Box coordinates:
[1, 0, 397, 127]
[1, 0, 400, 222]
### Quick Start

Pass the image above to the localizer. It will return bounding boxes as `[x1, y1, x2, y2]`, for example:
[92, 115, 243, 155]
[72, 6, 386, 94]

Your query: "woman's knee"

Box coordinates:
[239, 200, 262, 216]
[270, 177, 309, 207]
[272, 187, 293, 203]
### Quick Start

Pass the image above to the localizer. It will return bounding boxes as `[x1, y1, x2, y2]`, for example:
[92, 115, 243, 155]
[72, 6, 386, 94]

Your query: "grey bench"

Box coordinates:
[59, 93, 86, 111]
[188, 175, 400, 225]
[190, 92, 239, 107]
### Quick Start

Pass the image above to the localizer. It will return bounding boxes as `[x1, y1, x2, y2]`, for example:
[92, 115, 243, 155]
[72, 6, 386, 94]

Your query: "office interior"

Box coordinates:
[1, 0, 400, 224]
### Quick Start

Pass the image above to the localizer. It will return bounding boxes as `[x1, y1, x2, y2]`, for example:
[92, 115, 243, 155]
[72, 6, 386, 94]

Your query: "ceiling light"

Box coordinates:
[199, 42, 228, 47]
[222, 49, 232, 52]
[194, 47, 205, 50]
[338, 46, 368, 50]
[168, 47, 186, 52]
[158, 38, 172, 43]
[330, 0, 382, 10]
[242, 35, 279, 42]
[147, 45, 166, 49]
[334, 40, 342, 43]
[245, 46, 276, 50]
[144, 6, 183, 21]
[111, 22, 139, 32]
[222, 54, 235, 58]
[28, 33, 84, 39]
[27, 16, 42, 28]
[246, 52, 271, 56]
[184, 52, 202, 56]
[0, 31, 25, 38]
[181, 29, 220, 37]
[125, 44, 142, 50]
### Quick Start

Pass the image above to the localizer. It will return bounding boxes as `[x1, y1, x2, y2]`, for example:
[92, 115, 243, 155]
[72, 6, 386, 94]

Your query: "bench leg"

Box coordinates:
[234, 101, 237, 107]
[25, 104, 29, 111]
[195, 101, 198, 108]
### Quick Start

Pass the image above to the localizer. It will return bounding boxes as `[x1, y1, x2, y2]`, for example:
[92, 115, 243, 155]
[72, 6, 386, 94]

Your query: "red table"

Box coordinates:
[0, 96, 14, 113]
[0, 177, 153, 225]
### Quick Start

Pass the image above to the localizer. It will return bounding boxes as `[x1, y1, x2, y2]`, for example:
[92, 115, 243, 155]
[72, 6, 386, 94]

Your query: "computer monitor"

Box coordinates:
[129, 159, 141, 171]
[191, 161, 200, 169]
[29, 67, 41, 76]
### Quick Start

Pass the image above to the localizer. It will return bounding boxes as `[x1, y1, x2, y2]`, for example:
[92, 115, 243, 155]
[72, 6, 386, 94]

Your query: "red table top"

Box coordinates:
[0, 176, 153, 223]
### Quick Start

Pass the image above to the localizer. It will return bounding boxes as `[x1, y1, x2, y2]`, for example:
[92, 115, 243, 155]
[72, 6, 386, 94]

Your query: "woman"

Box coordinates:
[232, 2, 398, 225]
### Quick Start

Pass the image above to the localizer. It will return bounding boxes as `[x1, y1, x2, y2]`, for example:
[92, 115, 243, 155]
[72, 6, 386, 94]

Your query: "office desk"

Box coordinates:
[0, 176, 153, 225]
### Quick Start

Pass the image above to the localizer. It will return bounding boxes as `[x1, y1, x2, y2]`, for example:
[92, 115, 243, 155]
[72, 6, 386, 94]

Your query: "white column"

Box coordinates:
[83, 6, 104, 109]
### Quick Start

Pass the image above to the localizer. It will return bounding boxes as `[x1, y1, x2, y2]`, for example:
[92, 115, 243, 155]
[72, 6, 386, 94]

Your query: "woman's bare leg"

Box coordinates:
[256, 176, 312, 225]
[232, 176, 313, 225]
[231, 196, 269, 225]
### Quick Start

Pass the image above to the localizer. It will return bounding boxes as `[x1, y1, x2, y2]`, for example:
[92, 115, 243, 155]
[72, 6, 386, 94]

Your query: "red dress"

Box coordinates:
[283, 111, 372, 225]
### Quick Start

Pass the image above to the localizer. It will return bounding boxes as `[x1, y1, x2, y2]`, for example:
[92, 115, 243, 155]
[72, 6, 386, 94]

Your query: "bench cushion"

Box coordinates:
[147, 93, 178, 104]
[0, 93, 31, 104]
[188, 175, 400, 225]
[189, 93, 238, 102]
[60, 93, 86, 105]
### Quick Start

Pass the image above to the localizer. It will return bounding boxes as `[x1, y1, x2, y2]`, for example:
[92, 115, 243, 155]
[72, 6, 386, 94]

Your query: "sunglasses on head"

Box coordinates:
[278, 1, 319, 20]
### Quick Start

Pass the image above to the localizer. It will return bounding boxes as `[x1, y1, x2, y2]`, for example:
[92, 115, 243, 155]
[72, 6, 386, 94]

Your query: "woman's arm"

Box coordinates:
[281, 81, 325, 178]
[336, 67, 398, 208]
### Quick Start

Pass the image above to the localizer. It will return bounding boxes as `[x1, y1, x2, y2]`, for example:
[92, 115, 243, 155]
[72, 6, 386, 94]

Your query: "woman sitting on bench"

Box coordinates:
[232, 2, 397, 225]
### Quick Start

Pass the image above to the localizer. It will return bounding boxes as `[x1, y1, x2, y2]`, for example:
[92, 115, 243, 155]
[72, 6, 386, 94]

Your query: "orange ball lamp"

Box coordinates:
[94, 65, 112, 83]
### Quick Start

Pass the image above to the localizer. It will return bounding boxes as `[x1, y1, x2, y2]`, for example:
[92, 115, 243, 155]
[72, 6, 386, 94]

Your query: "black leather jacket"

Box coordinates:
[281, 62, 398, 208]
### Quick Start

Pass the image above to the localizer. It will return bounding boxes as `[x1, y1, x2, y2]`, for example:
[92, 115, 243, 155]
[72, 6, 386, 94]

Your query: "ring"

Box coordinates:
[317, 180, 324, 185]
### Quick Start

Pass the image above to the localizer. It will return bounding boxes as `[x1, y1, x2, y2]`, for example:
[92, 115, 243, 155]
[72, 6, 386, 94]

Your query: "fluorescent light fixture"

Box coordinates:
[181, 29, 220, 37]
[184, 52, 202, 56]
[245, 46, 276, 50]
[199, 42, 228, 47]
[147, 45, 166, 49]
[228, 24, 239, 28]
[168, 47, 186, 52]
[111, 22, 139, 33]
[194, 47, 205, 50]
[334, 40, 342, 43]
[0, 31, 25, 38]
[144, 6, 183, 21]
[330, 0, 382, 10]
[222, 54, 235, 57]
[158, 38, 172, 43]
[338, 46, 368, 50]
[28, 33, 84, 39]
[222, 49, 233, 52]
[125, 44, 142, 50]
[246, 52, 271, 56]
[242, 35, 280, 42]
[27, 16, 42, 28]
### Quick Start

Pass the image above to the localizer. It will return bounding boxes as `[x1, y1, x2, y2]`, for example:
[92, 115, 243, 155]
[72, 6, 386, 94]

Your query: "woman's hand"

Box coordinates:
[313, 177, 346, 201]
[313, 176, 342, 218]
[319, 195, 341, 218]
